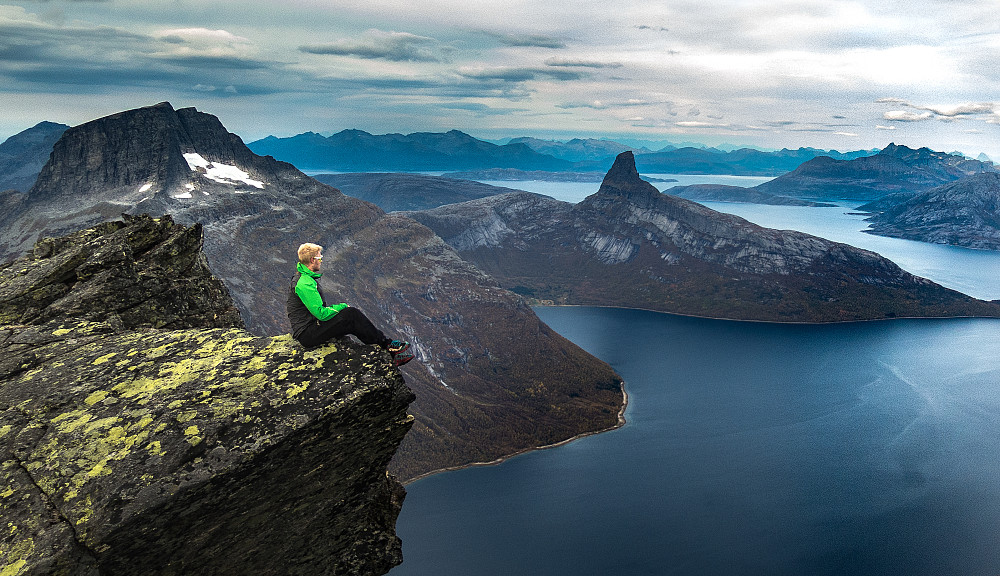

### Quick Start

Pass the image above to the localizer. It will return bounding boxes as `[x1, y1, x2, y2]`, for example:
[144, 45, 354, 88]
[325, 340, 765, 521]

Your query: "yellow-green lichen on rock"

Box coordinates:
[1, 216, 415, 576]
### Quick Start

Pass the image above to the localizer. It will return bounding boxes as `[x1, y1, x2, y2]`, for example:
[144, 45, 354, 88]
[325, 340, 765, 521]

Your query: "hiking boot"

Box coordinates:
[394, 350, 415, 367]
[388, 340, 410, 355]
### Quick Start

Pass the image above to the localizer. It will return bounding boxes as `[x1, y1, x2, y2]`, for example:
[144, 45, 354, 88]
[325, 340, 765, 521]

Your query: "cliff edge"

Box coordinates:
[0, 214, 415, 575]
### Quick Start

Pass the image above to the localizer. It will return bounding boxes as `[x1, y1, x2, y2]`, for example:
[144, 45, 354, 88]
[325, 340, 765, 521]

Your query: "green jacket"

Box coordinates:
[293, 261, 348, 322]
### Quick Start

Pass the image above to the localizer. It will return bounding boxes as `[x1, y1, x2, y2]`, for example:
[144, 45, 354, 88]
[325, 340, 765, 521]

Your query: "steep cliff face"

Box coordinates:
[0, 102, 625, 482]
[1, 216, 414, 575]
[407, 152, 1000, 321]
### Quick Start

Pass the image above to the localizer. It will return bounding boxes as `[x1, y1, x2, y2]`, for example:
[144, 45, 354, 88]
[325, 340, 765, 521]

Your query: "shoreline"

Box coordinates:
[527, 302, 1000, 325]
[402, 382, 629, 486]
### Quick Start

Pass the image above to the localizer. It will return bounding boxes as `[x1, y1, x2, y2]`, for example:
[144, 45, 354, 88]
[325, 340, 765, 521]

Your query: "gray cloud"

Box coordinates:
[0, 15, 288, 98]
[437, 101, 528, 115]
[557, 99, 651, 110]
[299, 30, 440, 62]
[459, 67, 585, 82]
[544, 57, 622, 69]
[877, 98, 997, 123]
[480, 30, 566, 49]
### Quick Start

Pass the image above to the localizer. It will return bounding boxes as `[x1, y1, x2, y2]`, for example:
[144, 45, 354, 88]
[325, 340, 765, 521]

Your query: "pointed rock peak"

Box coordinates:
[596, 151, 661, 201]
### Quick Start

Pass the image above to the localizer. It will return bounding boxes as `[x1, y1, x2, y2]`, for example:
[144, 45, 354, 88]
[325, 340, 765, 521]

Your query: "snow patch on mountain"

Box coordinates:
[183, 152, 264, 189]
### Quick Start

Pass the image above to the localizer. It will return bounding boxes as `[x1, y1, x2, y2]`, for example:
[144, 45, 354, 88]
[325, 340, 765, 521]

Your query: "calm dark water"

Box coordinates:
[391, 307, 1000, 576]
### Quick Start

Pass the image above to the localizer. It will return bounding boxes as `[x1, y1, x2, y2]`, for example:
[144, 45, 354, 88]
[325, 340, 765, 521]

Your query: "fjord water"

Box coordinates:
[392, 308, 1000, 575]
[390, 186, 1000, 576]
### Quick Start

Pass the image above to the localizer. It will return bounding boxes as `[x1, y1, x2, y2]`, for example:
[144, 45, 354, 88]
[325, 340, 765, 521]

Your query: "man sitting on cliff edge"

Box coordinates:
[287, 242, 414, 366]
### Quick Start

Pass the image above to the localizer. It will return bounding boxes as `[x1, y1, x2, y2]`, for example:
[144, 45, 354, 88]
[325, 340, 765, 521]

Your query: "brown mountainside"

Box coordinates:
[0, 102, 624, 481]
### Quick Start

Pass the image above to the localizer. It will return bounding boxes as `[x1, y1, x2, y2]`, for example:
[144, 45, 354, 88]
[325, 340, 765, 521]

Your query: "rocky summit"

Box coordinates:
[406, 151, 1000, 322]
[1, 215, 414, 575]
[0, 102, 624, 482]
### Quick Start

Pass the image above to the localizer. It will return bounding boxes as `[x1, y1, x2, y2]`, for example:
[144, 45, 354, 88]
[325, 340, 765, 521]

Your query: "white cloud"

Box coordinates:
[676, 121, 729, 128]
[5, 0, 1000, 155]
[299, 29, 441, 62]
[884, 110, 934, 122]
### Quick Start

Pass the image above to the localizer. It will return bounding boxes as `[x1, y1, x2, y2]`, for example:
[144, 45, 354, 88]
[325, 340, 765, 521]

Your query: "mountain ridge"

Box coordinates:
[248, 128, 574, 172]
[756, 142, 997, 201]
[860, 171, 1000, 250]
[404, 151, 1000, 322]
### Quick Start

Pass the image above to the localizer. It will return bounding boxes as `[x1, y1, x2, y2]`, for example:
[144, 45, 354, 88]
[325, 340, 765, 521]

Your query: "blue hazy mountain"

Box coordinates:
[505, 136, 653, 162]
[621, 146, 877, 176]
[248, 129, 573, 172]
[0, 121, 69, 192]
[249, 129, 878, 176]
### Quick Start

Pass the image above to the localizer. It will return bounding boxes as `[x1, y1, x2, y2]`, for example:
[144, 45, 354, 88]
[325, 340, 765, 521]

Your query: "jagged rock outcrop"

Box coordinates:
[0, 102, 625, 482]
[1, 215, 414, 575]
[756, 143, 997, 201]
[406, 151, 1000, 322]
[0, 121, 69, 193]
[859, 172, 1000, 250]
[0, 214, 242, 330]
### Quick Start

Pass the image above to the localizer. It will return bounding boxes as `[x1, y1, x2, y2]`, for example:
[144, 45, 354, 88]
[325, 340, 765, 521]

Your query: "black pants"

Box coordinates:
[296, 307, 389, 349]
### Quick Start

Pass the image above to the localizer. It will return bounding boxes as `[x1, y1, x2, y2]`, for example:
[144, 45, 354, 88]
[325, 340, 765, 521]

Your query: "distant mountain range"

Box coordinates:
[0, 121, 68, 192]
[248, 129, 574, 172]
[504, 136, 653, 162]
[630, 146, 877, 176]
[247, 129, 877, 176]
[403, 152, 1000, 322]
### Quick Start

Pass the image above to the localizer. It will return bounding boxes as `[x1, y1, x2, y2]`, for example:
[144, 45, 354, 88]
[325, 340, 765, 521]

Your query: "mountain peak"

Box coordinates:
[595, 151, 661, 202]
[26, 102, 285, 205]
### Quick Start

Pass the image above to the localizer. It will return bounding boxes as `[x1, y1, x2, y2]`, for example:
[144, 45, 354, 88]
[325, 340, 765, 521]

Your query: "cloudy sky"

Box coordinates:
[2, 0, 1000, 158]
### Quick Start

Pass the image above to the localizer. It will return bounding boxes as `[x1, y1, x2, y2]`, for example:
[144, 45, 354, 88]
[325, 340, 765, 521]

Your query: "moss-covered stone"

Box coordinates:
[1, 216, 414, 575]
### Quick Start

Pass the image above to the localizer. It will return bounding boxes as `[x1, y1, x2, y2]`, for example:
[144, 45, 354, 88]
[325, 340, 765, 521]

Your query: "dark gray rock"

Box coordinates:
[407, 152, 1000, 321]
[756, 143, 997, 201]
[861, 172, 1000, 250]
[1, 216, 414, 575]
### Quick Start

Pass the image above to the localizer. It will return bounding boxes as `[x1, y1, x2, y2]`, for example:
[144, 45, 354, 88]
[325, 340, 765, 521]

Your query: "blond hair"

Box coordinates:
[297, 243, 323, 264]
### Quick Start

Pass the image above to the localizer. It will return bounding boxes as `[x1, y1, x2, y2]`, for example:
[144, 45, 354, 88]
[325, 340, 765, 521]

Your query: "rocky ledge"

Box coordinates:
[1, 215, 414, 575]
